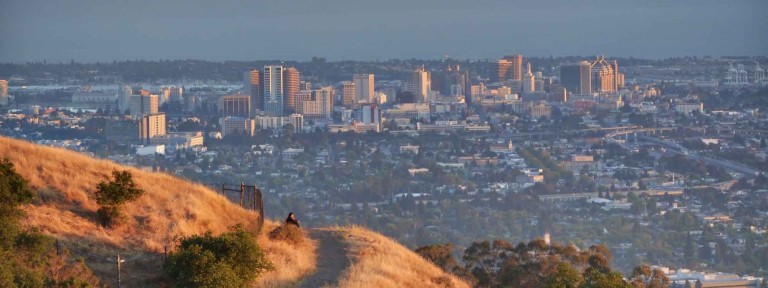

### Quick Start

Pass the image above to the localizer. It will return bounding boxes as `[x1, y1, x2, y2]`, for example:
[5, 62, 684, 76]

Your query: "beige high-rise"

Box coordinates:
[353, 74, 374, 103]
[407, 66, 431, 103]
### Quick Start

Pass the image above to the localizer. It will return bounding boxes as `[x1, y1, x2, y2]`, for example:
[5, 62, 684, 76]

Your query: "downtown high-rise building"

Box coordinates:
[590, 56, 617, 93]
[140, 113, 166, 145]
[283, 67, 300, 114]
[560, 61, 592, 95]
[407, 65, 431, 103]
[129, 94, 159, 118]
[441, 64, 470, 97]
[495, 54, 523, 82]
[245, 69, 262, 112]
[219, 93, 251, 118]
[341, 81, 356, 108]
[353, 74, 374, 103]
[0, 79, 7, 106]
[522, 63, 535, 93]
[262, 65, 284, 116]
[300, 87, 334, 119]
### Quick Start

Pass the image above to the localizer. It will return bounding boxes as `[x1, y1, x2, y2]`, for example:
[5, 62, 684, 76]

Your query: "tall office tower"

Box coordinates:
[140, 113, 166, 145]
[220, 93, 251, 118]
[496, 54, 523, 82]
[301, 87, 334, 119]
[283, 67, 300, 114]
[129, 94, 159, 117]
[243, 71, 253, 95]
[407, 65, 431, 103]
[0, 79, 7, 106]
[300, 81, 311, 91]
[560, 61, 592, 95]
[590, 56, 616, 93]
[117, 85, 133, 114]
[612, 60, 620, 91]
[341, 81, 356, 108]
[496, 59, 512, 83]
[522, 63, 535, 93]
[442, 64, 470, 97]
[244, 69, 262, 112]
[353, 74, 374, 103]
[262, 65, 284, 116]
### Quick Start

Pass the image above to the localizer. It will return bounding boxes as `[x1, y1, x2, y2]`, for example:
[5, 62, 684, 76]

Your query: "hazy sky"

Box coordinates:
[1, 0, 766, 63]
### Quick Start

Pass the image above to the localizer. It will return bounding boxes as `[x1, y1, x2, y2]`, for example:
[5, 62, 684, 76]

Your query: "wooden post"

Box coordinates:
[240, 182, 245, 208]
[55, 239, 60, 256]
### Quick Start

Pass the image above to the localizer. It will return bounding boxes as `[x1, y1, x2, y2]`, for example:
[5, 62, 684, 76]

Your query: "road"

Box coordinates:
[637, 135, 760, 178]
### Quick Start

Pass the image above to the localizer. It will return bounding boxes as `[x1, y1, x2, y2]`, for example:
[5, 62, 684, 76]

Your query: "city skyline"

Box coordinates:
[1, 0, 766, 63]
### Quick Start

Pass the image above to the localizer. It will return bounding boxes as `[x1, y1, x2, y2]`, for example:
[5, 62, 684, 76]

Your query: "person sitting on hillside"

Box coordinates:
[285, 212, 300, 227]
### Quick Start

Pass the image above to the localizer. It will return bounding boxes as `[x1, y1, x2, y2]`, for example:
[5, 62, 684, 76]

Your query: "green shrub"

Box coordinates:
[92, 170, 144, 227]
[165, 225, 272, 288]
[268, 224, 304, 244]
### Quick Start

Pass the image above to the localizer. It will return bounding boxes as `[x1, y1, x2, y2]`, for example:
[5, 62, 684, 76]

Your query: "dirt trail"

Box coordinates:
[299, 229, 351, 288]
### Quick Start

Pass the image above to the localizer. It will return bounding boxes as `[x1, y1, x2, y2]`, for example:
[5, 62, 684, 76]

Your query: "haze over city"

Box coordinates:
[1, 0, 767, 62]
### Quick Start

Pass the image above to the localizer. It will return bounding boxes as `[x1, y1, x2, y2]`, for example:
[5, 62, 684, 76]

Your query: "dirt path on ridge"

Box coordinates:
[299, 229, 351, 288]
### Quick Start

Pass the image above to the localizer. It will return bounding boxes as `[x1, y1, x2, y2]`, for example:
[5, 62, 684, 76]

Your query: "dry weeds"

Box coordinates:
[334, 226, 470, 288]
[0, 137, 316, 286]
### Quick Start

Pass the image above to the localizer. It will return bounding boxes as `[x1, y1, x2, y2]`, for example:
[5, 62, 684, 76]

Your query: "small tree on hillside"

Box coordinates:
[94, 170, 144, 227]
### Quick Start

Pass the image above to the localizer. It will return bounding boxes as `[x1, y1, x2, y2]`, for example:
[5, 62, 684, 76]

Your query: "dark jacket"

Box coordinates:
[286, 215, 300, 227]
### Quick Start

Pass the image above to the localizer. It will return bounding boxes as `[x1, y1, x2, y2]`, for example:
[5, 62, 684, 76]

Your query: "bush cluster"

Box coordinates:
[165, 225, 273, 288]
[268, 224, 304, 245]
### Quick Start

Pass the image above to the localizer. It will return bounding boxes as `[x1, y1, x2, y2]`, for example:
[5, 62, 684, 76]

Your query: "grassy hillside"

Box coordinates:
[0, 137, 256, 252]
[0, 137, 472, 287]
[334, 226, 470, 288]
[0, 137, 317, 287]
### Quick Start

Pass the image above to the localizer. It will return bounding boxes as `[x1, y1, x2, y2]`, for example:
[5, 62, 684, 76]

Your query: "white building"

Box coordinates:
[522, 63, 535, 93]
[220, 117, 255, 137]
[675, 103, 704, 114]
[136, 144, 165, 156]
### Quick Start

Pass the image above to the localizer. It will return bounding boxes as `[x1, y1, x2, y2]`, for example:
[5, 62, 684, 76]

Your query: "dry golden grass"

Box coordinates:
[254, 220, 318, 288]
[334, 226, 470, 288]
[0, 136, 256, 253]
[0, 137, 316, 287]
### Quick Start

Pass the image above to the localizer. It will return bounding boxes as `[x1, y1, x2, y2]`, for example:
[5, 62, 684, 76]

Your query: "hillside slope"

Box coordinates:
[1, 137, 468, 287]
[0, 137, 256, 252]
[0, 137, 318, 287]
[334, 226, 470, 288]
